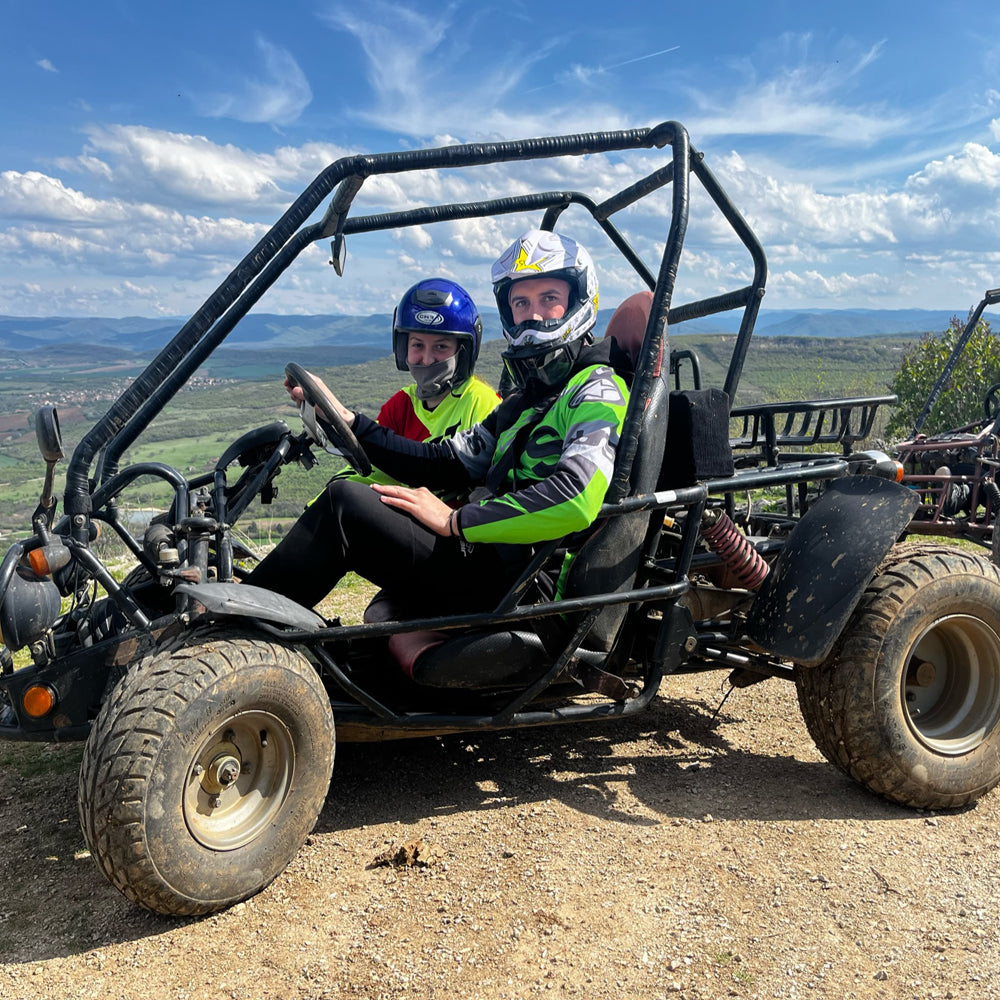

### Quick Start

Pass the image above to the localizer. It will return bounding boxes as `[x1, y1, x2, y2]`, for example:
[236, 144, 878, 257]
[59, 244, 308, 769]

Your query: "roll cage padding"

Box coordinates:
[603, 154, 681, 507]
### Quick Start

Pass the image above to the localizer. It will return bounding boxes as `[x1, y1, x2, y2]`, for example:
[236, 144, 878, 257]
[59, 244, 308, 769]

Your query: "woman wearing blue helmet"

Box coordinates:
[382, 277, 498, 445]
[326, 278, 498, 494]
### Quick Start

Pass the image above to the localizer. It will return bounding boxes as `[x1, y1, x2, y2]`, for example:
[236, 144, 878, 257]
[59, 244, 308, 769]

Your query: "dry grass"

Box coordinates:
[315, 571, 377, 625]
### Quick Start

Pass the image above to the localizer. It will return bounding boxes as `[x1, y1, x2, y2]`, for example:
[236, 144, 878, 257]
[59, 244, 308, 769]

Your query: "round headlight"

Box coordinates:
[0, 566, 61, 651]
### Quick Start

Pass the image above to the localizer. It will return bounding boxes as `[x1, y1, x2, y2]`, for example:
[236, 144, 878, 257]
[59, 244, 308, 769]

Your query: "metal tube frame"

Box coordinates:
[16, 119, 788, 739]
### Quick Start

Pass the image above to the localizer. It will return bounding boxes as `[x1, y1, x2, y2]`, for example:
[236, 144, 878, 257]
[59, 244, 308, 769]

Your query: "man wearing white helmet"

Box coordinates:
[245, 229, 629, 614]
[492, 228, 601, 394]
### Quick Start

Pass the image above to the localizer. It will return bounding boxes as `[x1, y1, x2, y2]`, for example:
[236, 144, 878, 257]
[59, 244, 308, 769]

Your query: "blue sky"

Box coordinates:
[2, 0, 999, 320]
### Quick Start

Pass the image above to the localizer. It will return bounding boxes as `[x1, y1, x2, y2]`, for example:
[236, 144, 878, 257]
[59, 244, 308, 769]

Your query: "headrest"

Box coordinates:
[604, 290, 653, 366]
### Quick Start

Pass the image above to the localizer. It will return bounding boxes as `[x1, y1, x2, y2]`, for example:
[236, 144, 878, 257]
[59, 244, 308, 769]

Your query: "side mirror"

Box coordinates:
[329, 234, 347, 276]
[36, 406, 63, 464]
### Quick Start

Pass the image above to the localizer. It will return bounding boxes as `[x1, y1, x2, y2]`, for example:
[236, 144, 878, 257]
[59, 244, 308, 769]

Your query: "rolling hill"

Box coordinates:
[2, 304, 997, 358]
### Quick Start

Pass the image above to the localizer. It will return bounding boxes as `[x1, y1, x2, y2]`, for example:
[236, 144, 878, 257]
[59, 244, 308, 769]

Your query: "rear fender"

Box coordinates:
[746, 476, 919, 665]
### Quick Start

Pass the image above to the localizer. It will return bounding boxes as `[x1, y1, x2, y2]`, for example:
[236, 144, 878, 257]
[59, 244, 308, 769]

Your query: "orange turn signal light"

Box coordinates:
[27, 543, 74, 577]
[27, 548, 51, 577]
[22, 684, 57, 719]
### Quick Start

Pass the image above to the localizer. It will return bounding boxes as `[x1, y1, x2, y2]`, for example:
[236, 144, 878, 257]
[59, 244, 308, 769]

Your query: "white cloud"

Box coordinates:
[36, 59, 57, 73]
[305, 6, 975, 277]
[905, 142, 1000, 199]
[705, 140, 1000, 260]
[445, 217, 510, 263]
[5, 10, 1000, 323]
[317, 1, 616, 140]
[686, 40, 908, 145]
[58, 127, 374, 215]
[392, 226, 434, 250]
[0, 276, 180, 317]
[0, 170, 123, 223]
[193, 35, 312, 126]
[771, 267, 898, 300]
[4, 213, 264, 274]
[63, 125, 305, 209]
[321, 2, 457, 106]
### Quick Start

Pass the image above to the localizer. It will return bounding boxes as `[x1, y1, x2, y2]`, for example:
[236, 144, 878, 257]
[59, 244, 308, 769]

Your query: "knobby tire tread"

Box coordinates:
[78, 631, 334, 916]
[796, 543, 1000, 810]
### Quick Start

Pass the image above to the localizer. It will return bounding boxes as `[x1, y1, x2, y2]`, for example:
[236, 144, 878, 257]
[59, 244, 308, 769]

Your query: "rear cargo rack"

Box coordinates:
[730, 395, 896, 467]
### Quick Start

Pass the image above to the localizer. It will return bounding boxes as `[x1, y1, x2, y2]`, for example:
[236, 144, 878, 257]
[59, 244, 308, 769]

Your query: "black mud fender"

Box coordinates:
[746, 475, 919, 665]
[175, 582, 326, 631]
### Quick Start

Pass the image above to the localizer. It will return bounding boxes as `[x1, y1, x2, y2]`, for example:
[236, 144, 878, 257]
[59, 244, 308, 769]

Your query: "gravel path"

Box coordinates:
[2, 670, 998, 999]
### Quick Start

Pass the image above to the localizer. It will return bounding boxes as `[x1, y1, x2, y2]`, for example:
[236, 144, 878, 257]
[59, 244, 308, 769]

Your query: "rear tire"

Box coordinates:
[796, 544, 1000, 809]
[79, 633, 335, 916]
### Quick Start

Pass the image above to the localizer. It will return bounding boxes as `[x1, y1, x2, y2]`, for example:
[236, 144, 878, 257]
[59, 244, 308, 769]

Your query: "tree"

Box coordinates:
[887, 312, 1000, 438]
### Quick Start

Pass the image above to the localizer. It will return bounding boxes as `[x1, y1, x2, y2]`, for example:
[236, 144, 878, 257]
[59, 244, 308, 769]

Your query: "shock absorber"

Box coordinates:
[982, 476, 1000, 516]
[700, 509, 770, 589]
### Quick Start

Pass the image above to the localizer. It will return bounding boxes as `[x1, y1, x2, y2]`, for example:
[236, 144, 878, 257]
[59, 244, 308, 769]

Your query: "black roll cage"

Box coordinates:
[64, 120, 767, 532]
[8, 119, 912, 743]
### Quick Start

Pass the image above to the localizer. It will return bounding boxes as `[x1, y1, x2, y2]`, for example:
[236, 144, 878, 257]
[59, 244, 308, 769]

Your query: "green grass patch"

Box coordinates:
[0, 741, 84, 780]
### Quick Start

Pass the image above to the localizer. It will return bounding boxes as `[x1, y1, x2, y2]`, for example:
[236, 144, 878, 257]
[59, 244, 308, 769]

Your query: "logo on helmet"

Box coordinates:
[414, 310, 444, 327]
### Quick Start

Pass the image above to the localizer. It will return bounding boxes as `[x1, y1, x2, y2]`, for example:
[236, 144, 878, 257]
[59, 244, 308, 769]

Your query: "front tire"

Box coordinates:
[79, 633, 335, 916]
[796, 544, 1000, 809]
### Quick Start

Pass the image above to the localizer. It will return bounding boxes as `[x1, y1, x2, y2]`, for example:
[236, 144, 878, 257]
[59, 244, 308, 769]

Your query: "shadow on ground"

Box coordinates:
[319, 689, 904, 834]
[0, 681, 920, 965]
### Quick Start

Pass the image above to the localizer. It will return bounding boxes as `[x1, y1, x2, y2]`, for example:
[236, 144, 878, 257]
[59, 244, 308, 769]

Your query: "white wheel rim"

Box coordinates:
[184, 710, 295, 850]
[902, 614, 1000, 755]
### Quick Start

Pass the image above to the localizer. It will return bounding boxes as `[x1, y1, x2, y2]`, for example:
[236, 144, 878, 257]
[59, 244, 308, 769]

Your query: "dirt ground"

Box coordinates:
[2, 666, 999, 1000]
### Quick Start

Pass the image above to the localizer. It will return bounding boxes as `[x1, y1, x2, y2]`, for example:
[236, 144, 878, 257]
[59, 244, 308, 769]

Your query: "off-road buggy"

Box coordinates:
[893, 289, 1000, 560]
[3, 121, 1000, 918]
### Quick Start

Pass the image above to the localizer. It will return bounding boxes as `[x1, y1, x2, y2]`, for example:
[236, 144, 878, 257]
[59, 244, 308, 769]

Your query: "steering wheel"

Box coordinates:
[284, 363, 372, 477]
[985, 383, 1000, 421]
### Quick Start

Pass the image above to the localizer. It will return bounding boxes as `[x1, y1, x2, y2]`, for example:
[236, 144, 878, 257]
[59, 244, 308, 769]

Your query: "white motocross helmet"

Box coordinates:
[491, 229, 599, 391]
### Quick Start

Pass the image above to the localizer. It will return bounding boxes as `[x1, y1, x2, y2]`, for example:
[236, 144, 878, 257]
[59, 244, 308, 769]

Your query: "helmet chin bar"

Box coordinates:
[507, 314, 568, 340]
[501, 338, 585, 392]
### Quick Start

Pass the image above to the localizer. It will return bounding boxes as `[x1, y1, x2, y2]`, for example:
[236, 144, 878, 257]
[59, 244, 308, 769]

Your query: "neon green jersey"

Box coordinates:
[450, 363, 628, 545]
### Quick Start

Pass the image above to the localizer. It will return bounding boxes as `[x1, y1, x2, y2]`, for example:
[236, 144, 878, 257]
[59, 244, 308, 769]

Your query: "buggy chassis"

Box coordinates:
[892, 288, 1000, 558]
[3, 121, 1000, 916]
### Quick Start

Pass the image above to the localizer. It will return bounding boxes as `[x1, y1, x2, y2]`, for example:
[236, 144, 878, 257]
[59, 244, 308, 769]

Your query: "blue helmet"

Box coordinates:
[392, 279, 483, 393]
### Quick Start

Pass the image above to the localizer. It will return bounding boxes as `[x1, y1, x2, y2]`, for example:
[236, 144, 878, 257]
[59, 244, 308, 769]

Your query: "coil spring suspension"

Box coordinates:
[982, 476, 1000, 515]
[700, 509, 770, 589]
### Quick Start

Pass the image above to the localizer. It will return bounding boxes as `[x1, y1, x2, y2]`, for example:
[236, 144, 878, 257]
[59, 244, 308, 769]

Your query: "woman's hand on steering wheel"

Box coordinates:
[283, 370, 353, 424]
[284, 362, 373, 477]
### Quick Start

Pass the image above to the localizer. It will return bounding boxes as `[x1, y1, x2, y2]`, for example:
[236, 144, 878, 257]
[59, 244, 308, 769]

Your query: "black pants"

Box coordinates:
[244, 480, 519, 613]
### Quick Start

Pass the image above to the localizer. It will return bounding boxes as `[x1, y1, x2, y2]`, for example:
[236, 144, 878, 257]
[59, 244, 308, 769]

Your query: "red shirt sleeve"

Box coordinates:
[378, 389, 431, 442]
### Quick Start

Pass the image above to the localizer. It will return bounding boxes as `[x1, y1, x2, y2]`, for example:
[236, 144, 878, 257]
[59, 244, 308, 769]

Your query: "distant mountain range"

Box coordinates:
[1, 306, 998, 354]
